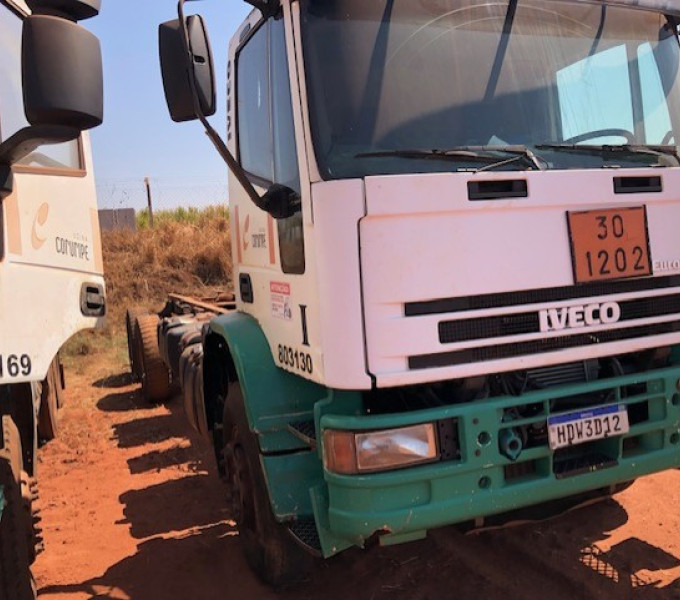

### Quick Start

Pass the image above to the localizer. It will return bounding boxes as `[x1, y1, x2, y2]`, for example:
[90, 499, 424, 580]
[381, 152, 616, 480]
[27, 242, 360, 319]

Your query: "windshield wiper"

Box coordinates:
[535, 143, 680, 166]
[355, 145, 546, 171]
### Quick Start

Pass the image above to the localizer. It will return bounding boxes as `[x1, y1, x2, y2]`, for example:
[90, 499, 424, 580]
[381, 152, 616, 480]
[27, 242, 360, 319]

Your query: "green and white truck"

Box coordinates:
[138, 0, 680, 585]
[0, 1, 104, 597]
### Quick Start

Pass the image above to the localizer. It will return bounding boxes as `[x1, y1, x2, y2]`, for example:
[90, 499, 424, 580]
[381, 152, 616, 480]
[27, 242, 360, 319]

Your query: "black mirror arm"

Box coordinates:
[177, 0, 270, 215]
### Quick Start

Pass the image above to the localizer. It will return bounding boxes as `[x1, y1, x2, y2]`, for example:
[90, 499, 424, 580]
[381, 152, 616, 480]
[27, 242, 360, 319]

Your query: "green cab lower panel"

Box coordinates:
[207, 313, 680, 559]
[312, 366, 680, 557]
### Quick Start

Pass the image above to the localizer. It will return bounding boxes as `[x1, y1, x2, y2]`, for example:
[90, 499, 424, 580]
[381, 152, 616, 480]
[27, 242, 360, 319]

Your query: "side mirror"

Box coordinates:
[22, 15, 103, 130]
[0, 13, 103, 173]
[159, 15, 216, 123]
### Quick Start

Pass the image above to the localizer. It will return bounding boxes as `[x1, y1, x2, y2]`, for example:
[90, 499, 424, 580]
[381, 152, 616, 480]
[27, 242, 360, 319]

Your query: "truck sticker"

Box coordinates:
[300, 305, 310, 346]
[0, 354, 32, 378]
[252, 230, 266, 249]
[31, 202, 49, 249]
[55, 236, 90, 260]
[243, 214, 250, 251]
[271, 281, 292, 320]
[654, 259, 680, 274]
[277, 344, 313, 374]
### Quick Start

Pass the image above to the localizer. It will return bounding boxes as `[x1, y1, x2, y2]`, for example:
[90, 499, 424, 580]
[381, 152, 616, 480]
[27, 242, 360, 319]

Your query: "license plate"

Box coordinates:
[567, 207, 652, 284]
[547, 404, 629, 450]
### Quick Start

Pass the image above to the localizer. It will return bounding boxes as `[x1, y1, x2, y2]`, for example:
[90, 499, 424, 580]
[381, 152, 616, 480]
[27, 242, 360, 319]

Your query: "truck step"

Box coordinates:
[553, 451, 617, 479]
[288, 517, 322, 555]
[287, 420, 317, 447]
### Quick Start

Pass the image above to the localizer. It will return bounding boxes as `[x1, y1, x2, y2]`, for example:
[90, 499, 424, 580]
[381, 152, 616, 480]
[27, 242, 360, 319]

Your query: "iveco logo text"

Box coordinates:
[539, 302, 621, 332]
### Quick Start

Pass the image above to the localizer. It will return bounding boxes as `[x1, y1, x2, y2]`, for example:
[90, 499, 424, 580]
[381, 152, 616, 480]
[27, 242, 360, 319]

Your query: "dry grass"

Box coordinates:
[62, 209, 232, 364]
[102, 215, 233, 329]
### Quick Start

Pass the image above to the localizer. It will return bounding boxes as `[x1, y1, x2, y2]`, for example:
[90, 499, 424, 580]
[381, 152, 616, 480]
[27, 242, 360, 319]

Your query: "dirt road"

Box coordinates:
[33, 342, 680, 600]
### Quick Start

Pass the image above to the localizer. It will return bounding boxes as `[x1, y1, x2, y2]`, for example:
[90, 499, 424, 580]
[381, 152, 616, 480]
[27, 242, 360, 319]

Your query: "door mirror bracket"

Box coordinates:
[244, 0, 280, 19]
[159, 0, 293, 220]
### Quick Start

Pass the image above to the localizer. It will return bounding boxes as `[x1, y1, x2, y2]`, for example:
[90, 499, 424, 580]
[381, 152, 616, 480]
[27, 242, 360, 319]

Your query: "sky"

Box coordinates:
[87, 1, 251, 187]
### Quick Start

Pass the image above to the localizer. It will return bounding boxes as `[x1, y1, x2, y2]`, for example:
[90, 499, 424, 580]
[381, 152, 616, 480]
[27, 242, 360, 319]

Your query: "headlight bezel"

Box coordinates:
[323, 423, 439, 475]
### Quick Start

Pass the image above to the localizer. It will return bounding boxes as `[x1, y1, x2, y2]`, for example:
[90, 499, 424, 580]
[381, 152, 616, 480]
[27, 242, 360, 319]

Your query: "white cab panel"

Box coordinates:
[360, 168, 680, 387]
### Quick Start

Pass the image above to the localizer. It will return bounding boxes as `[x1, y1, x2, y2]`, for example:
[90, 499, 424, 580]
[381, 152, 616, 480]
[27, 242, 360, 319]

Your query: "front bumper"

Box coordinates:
[312, 366, 680, 556]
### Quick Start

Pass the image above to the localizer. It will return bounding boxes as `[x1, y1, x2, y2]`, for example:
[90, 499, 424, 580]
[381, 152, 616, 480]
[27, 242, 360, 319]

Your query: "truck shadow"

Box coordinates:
[93, 372, 134, 389]
[127, 445, 200, 475]
[37, 499, 680, 600]
[117, 474, 229, 539]
[40, 382, 680, 600]
[110, 414, 182, 449]
[38, 521, 278, 600]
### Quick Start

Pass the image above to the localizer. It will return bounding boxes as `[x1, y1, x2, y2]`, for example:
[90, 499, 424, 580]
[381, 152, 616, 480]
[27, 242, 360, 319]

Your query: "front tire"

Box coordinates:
[222, 381, 312, 586]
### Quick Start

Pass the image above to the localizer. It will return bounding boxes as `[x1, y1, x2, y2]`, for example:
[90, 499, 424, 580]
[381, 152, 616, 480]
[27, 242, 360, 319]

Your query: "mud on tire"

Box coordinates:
[125, 308, 147, 382]
[0, 416, 37, 600]
[37, 357, 62, 441]
[135, 314, 171, 403]
[222, 381, 313, 586]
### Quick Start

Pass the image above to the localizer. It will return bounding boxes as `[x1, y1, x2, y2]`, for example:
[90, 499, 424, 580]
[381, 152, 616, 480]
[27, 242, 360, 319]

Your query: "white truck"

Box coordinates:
[0, 1, 104, 598]
[144, 0, 680, 585]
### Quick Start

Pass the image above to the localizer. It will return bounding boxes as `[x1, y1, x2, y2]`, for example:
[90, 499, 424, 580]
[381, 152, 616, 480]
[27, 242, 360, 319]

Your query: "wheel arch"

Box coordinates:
[203, 313, 327, 499]
[204, 312, 327, 436]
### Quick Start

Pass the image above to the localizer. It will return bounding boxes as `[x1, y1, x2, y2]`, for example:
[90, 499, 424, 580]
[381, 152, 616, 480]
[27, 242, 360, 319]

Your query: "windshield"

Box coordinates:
[299, 0, 680, 178]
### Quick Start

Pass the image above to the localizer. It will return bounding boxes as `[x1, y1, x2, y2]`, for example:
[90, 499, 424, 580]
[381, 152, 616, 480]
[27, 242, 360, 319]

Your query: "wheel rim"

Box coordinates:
[224, 429, 256, 532]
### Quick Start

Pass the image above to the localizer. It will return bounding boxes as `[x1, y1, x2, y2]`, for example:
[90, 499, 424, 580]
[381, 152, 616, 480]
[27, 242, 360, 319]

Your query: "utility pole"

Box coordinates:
[144, 177, 154, 228]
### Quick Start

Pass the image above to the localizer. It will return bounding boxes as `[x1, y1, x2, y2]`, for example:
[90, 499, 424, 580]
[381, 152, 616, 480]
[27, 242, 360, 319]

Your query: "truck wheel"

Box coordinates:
[52, 357, 65, 410]
[126, 308, 147, 381]
[0, 416, 37, 600]
[222, 381, 312, 586]
[135, 314, 171, 403]
[37, 359, 60, 441]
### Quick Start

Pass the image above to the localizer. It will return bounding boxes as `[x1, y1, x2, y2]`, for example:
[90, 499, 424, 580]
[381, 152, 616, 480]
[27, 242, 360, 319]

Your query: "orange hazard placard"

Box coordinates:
[567, 207, 652, 284]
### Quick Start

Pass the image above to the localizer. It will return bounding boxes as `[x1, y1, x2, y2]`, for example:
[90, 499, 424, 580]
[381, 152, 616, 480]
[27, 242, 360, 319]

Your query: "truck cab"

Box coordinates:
[160, 0, 680, 585]
[0, 2, 103, 597]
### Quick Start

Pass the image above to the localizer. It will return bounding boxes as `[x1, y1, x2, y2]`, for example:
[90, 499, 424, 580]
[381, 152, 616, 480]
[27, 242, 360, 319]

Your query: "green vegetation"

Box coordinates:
[136, 205, 230, 229]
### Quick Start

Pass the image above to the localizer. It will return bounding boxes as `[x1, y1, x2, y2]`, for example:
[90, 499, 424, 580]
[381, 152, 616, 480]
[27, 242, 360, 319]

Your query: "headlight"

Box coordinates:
[323, 423, 439, 475]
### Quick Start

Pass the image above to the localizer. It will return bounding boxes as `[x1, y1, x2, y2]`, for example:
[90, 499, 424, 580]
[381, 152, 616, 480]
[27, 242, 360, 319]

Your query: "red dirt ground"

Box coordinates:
[32, 342, 680, 600]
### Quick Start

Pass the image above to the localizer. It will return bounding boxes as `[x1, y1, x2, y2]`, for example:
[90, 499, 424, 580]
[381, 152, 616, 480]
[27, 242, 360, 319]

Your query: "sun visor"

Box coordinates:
[550, 0, 680, 17]
[25, 0, 100, 20]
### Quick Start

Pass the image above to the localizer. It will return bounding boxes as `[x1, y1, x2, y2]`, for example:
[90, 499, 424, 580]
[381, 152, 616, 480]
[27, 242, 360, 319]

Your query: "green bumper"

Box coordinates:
[312, 366, 680, 556]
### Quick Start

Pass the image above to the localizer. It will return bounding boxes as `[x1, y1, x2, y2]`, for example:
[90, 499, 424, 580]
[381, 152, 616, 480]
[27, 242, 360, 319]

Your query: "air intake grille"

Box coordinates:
[410, 322, 680, 370]
[406, 275, 680, 317]
[439, 293, 680, 344]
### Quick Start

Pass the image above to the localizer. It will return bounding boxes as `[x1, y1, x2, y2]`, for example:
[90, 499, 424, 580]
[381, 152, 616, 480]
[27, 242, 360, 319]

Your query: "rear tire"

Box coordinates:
[0, 416, 37, 600]
[37, 358, 60, 441]
[135, 314, 171, 403]
[126, 308, 147, 381]
[222, 381, 312, 586]
[52, 357, 65, 410]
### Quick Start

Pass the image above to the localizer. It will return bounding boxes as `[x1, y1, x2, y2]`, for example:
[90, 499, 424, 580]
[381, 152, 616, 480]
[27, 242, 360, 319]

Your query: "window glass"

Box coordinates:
[0, 5, 81, 170]
[638, 42, 673, 145]
[557, 45, 634, 144]
[300, 0, 680, 176]
[237, 24, 272, 182]
[0, 6, 28, 140]
[271, 17, 299, 192]
[270, 17, 304, 274]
